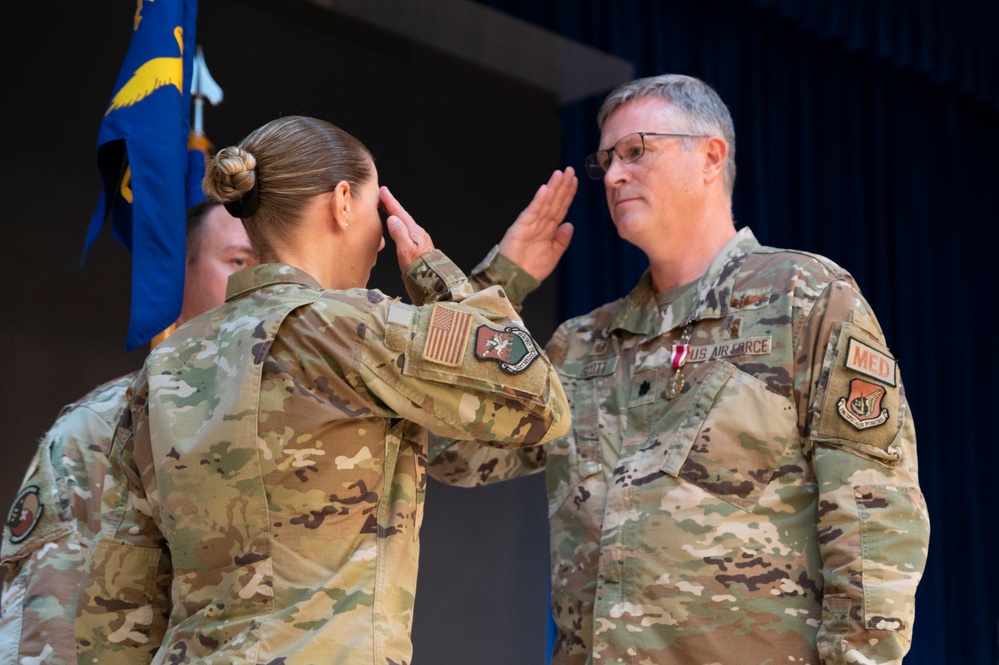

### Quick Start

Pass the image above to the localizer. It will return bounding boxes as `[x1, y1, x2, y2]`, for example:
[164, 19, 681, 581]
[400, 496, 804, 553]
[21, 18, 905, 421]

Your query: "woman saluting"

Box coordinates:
[77, 115, 575, 665]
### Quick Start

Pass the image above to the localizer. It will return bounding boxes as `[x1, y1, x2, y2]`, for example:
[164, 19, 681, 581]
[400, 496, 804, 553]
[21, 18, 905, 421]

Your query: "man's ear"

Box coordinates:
[330, 180, 352, 230]
[702, 136, 728, 185]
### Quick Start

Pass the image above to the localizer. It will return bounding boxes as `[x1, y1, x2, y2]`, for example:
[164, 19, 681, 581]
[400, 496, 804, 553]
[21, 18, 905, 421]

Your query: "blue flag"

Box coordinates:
[83, 0, 200, 352]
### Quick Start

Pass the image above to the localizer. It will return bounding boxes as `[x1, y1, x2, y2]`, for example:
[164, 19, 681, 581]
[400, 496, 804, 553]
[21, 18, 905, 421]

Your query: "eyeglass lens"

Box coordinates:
[585, 133, 646, 179]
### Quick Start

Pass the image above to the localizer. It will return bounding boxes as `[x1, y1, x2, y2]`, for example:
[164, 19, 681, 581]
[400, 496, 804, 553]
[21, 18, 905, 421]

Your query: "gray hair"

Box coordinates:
[598, 75, 736, 199]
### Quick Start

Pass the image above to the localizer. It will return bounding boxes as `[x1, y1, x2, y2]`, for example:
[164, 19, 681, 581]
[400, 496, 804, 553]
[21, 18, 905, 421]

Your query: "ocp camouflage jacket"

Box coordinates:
[77, 251, 569, 665]
[432, 228, 929, 665]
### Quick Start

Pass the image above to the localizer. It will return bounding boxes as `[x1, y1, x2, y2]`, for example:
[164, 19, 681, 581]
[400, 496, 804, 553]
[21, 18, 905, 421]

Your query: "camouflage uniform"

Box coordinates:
[1, 373, 134, 665]
[76, 250, 569, 665]
[431, 228, 929, 664]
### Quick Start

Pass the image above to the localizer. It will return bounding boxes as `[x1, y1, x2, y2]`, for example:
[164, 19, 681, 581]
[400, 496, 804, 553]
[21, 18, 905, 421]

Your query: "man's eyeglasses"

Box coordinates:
[583, 131, 707, 179]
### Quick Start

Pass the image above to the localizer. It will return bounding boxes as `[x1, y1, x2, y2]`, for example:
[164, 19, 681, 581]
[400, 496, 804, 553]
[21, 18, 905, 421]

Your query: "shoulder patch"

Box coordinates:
[837, 378, 890, 430]
[423, 303, 473, 367]
[844, 337, 897, 386]
[474, 326, 540, 374]
[815, 321, 902, 464]
[6, 486, 44, 544]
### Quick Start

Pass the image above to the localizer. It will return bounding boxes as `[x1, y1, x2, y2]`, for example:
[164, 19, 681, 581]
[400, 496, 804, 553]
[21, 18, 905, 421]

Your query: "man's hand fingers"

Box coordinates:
[543, 167, 577, 222]
[520, 168, 578, 232]
[553, 167, 578, 219]
[553, 222, 574, 254]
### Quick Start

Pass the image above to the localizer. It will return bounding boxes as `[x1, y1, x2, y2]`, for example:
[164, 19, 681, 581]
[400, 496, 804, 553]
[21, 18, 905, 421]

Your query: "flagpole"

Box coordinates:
[150, 44, 224, 350]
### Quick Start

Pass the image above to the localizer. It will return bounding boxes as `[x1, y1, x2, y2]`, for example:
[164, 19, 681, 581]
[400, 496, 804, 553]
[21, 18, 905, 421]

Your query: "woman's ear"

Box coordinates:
[330, 180, 352, 230]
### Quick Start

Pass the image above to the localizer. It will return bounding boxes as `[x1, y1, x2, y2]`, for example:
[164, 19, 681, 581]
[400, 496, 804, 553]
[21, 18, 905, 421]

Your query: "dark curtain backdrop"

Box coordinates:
[475, 1, 998, 663]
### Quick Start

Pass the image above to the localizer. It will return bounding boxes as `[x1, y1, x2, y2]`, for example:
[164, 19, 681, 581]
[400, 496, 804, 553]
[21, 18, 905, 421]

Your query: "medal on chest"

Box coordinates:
[664, 320, 693, 399]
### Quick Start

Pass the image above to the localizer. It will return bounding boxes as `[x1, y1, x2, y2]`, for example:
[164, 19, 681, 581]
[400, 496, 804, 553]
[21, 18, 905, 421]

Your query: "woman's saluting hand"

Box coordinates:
[380, 186, 435, 272]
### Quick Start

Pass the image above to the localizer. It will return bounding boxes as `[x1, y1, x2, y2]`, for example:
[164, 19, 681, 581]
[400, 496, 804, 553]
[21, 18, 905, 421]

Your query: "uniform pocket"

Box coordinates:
[77, 541, 165, 648]
[546, 374, 603, 518]
[856, 481, 928, 640]
[382, 420, 426, 540]
[659, 361, 797, 512]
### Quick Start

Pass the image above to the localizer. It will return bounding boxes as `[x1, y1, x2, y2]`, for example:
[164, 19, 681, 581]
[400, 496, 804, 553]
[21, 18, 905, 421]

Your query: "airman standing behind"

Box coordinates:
[1, 201, 256, 665]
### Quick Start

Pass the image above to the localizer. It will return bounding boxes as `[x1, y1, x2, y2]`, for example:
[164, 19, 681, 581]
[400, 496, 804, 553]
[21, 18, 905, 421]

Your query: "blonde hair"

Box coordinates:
[204, 116, 373, 261]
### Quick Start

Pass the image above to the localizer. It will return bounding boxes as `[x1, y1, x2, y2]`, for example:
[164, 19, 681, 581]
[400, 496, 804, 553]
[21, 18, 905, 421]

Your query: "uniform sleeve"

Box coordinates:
[2, 406, 114, 569]
[359, 250, 569, 448]
[423, 248, 553, 482]
[426, 434, 545, 486]
[0, 406, 117, 665]
[796, 279, 929, 665]
[76, 376, 172, 665]
[466, 244, 542, 311]
[46, 403, 120, 536]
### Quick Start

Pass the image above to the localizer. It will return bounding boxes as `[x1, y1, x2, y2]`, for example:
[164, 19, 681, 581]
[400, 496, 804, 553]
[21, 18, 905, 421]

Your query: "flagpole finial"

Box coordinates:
[191, 45, 224, 134]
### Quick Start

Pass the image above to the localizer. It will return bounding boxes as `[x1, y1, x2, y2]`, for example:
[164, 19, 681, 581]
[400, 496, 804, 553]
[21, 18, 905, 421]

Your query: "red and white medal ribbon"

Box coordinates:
[664, 320, 694, 399]
[670, 343, 689, 370]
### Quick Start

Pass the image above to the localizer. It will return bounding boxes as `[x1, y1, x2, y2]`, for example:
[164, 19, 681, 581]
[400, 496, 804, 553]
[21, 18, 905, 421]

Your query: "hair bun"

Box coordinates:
[204, 147, 259, 217]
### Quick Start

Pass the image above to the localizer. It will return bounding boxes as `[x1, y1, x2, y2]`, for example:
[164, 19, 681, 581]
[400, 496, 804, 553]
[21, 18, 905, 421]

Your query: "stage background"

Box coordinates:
[1, 1, 993, 663]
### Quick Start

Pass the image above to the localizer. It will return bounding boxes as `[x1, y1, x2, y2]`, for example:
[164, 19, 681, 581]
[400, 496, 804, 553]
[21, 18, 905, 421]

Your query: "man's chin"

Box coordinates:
[612, 216, 647, 241]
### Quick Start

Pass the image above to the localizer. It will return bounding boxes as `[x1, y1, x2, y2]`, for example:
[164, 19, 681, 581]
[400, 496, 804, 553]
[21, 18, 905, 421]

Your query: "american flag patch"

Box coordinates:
[424, 303, 473, 367]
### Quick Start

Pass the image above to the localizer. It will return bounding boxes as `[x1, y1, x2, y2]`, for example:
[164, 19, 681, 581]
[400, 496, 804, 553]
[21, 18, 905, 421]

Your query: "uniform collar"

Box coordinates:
[226, 263, 324, 302]
[608, 227, 760, 338]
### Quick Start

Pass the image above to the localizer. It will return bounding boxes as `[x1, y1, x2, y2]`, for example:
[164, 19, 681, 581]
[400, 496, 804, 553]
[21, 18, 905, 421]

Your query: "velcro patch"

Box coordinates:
[474, 326, 540, 374]
[686, 336, 773, 363]
[423, 303, 472, 367]
[6, 486, 43, 544]
[816, 322, 902, 462]
[844, 337, 897, 386]
[837, 378, 890, 430]
[385, 304, 414, 352]
[581, 356, 617, 378]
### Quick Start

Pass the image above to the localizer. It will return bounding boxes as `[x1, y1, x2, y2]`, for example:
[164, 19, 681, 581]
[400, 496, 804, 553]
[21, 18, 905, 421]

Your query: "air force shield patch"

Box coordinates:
[837, 377, 890, 430]
[474, 325, 540, 374]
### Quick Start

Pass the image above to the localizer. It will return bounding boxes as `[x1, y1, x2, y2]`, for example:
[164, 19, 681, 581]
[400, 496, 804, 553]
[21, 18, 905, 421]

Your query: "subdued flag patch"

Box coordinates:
[474, 326, 540, 374]
[424, 303, 473, 367]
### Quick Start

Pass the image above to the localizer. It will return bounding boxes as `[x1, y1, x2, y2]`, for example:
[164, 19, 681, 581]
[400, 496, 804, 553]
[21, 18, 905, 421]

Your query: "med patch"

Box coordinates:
[844, 336, 897, 386]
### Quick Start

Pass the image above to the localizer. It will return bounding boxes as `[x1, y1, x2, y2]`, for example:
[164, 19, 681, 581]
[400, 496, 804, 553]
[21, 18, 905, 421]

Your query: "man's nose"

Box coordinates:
[604, 154, 630, 185]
